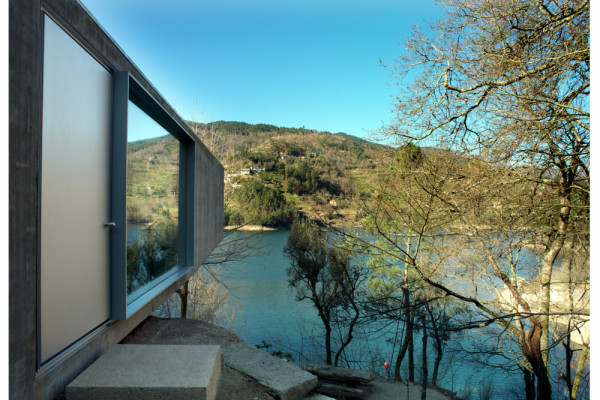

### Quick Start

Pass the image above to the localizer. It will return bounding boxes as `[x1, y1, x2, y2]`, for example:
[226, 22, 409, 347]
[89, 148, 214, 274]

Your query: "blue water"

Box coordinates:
[218, 231, 320, 346]
[127, 223, 146, 243]
[215, 230, 586, 399]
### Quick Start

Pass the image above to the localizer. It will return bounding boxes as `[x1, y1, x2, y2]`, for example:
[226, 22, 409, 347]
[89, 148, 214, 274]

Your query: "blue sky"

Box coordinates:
[128, 101, 170, 142]
[81, 0, 443, 140]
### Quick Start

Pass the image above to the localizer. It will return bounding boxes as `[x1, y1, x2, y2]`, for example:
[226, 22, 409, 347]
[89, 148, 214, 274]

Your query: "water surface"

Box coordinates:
[217, 229, 579, 399]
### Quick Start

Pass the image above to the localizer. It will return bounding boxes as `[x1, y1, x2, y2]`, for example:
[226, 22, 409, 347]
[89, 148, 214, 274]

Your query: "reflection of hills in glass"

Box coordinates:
[126, 131, 180, 295]
[127, 219, 178, 295]
[127, 134, 179, 224]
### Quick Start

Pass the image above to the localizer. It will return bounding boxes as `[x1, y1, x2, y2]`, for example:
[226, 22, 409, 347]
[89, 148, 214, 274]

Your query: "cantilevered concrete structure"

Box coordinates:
[9, 0, 224, 398]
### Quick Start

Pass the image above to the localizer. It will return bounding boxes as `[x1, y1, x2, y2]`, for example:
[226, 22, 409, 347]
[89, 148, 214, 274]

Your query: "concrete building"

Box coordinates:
[9, 0, 224, 398]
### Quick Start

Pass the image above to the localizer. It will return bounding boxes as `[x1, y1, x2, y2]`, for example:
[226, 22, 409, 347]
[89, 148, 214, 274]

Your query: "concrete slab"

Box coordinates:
[66, 344, 222, 400]
[222, 342, 317, 400]
[303, 394, 335, 400]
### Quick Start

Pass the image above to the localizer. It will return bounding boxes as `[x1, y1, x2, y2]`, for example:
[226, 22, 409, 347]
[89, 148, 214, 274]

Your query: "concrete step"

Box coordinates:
[66, 344, 222, 400]
[221, 342, 317, 400]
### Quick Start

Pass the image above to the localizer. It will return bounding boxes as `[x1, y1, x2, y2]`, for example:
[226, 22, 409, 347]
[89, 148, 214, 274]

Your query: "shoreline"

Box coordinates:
[224, 225, 278, 231]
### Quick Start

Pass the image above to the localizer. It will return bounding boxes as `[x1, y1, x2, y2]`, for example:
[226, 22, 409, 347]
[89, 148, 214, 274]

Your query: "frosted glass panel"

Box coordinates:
[126, 101, 180, 296]
[40, 15, 111, 363]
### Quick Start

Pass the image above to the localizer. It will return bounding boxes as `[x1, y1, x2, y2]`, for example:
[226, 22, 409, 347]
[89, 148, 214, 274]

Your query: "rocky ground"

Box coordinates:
[54, 316, 460, 400]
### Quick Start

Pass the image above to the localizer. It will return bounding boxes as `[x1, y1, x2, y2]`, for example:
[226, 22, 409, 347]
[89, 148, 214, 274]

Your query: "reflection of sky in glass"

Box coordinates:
[128, 101, 168, 142]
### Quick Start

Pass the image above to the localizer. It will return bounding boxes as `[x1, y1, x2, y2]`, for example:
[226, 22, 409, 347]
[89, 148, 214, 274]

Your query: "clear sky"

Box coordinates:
[80, 0, 443, 140]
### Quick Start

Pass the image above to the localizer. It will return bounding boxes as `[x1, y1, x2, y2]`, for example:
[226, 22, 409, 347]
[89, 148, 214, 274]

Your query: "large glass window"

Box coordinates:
[110, 72, 194, 320]
[126, 101, 181, 297]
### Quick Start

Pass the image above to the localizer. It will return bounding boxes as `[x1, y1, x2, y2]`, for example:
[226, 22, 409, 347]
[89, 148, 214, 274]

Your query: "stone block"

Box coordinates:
[66, 344, 222, 400]
[222, 342, 317, 400]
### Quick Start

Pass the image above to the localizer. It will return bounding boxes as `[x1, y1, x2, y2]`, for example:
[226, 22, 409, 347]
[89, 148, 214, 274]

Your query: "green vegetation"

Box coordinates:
[127, 216, 178, 294]
[126, 121, 385, 228]
[193, 120, 339, 137]
[255, 341, 294, 362]
[126, 134, 179, 223]
[191, 120, 385, 226]
[129, 109, 589, 398]
[368, 0, 590, 398]
[154, 0, 588, 398]
[225, 180, 297, 227]
[125, 134, 181, 294]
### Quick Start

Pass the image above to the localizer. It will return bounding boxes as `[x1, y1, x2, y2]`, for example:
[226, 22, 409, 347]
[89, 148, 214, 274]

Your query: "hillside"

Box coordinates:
[124, 121, 391, 227]
[127, 134, 180, 224]
[190, 121, 390, 227]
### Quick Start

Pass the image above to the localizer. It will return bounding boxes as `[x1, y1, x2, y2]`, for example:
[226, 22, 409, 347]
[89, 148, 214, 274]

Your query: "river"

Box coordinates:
[215, 229, 541, 399]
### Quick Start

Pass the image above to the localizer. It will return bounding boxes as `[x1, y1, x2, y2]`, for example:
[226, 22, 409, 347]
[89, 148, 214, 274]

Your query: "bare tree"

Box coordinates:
[366, 146, 589, 398]
[284, 218, 368, 366]
[370, 1, 589, 398]
[159, 266, 236, 328]
[359, 143, 461, 383]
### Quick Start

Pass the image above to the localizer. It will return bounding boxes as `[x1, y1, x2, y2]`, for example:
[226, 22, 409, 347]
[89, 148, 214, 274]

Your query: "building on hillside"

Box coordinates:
[9, 1, 224, 398]
[241, 167, 262, 175]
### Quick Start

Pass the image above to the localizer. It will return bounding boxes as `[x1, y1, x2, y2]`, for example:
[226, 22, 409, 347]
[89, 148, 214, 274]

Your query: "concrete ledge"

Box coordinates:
[66, 344, 222, 400]
[222, 342, 317, 400]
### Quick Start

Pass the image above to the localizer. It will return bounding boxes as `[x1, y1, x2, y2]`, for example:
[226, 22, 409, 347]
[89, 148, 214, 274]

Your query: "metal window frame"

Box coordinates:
[111, 71, 195, 320]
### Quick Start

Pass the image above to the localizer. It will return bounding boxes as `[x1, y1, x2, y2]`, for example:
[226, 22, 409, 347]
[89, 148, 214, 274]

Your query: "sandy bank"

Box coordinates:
[224, 225, 278, 231]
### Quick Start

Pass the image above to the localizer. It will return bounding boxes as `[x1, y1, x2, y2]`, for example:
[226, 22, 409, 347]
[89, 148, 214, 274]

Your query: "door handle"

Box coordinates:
[103, 222, 116, 228]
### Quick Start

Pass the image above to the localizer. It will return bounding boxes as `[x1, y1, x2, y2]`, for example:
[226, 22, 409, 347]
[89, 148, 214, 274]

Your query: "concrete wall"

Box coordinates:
[9, 0, 224, 398]
[195, 143, 225, 265]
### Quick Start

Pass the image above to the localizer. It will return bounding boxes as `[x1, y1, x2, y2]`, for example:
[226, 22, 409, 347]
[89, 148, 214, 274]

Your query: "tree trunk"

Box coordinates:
[394, 325, 409, 381]
[421, 318, 428, 400]
[325, 322, 332, 365]
[425, 301, 443, 387]
[564, 239, 589, 400]
[523, 368, 535, 400]
[176, 281, 189, 319]
[523, 319, 552, 400]
[571, 342, 589, 400]
[539, 185, 572, 374]
[408, 312, 415, 382]
[333, 301, 360, 367]
[394, 286, 414, 382]
[562, 331, 574, 398]
[431, 340, 443, 387]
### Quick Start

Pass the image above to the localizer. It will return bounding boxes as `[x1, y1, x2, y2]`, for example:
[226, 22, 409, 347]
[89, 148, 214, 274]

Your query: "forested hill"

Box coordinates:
[193, 120, 374, 144]
[191, 120, 380, 161]
[188, 121, 389, 227]
[126, 120, 392, 227]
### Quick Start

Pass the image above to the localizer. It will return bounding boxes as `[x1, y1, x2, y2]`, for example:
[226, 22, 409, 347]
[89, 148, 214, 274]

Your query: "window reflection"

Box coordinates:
[126, 101, 180, 295]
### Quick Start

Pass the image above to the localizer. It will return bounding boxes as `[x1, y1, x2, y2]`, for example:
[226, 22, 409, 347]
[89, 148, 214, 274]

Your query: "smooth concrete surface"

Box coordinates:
[10, 0, 223, 398]
[9, 0, 43, 398]
[222, 342, 317, 400]
[66, 344, 222, 400]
